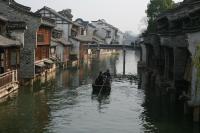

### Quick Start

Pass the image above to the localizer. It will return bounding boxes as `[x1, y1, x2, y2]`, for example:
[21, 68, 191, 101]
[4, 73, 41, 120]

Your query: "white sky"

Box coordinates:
[16, 0, 183, 34]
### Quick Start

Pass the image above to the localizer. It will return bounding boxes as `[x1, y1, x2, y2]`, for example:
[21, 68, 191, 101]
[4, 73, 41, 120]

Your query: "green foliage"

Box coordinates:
[146, 0, 174, 32]
[193, 45, 200, 70]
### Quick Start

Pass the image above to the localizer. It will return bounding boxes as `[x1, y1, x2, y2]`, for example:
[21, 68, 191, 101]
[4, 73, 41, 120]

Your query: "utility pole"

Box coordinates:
[123, 47, 126, 76]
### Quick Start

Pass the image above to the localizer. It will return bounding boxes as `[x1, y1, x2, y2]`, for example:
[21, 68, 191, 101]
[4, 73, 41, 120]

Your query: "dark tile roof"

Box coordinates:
[75, 18, 89, 27]
[11, 0, 31, 11]
[41, 17, 56, 27]
[0, 35, 21, 47]
[7, 21, 27, 30]
[58, 9, 73, 20]
[51, 37, 72, 46]
[0, 15, 8, 22]
[0, 15, 27, 30]
[9, 1, 41, 17]
[36, 6, 73, 23]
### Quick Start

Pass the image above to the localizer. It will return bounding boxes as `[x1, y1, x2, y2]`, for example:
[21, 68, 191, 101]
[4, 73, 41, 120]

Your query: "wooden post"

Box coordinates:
[12, 71, 14, 82]
[123, 49, 126, 76]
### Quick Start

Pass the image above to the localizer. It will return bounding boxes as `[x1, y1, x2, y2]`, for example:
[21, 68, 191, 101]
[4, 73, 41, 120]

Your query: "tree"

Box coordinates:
[146, 0, 174, 32]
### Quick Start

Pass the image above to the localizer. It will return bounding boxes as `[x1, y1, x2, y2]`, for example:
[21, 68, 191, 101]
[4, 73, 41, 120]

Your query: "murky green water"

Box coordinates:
[0, 50, 198, 133]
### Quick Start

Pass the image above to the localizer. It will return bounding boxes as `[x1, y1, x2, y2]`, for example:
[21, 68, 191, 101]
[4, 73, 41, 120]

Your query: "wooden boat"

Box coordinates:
[92, 78, 111, 94]
[92, 84, 111, 94]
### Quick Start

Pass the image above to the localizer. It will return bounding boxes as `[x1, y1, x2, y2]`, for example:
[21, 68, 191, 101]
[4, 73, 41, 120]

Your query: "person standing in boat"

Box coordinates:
[103, 69, 111, 87]
[95, 71, 104, 85]
[103, 69, 111, 79]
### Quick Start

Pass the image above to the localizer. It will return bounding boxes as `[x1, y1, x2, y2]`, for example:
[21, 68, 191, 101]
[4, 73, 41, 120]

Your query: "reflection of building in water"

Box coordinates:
[0, 87, 50, 133]
[56, 69, 80, 88]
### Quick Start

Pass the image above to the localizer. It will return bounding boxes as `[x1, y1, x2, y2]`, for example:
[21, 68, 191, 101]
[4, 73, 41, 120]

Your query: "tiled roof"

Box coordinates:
[51, 38, 72, 46]
[58, 9, 73, 20]
[41, 17, 55, 27]
[72, 35, 104, 43]
[7, 21, 27, 30]
[36, 6, 73, 24]
[74, 35, 93, 42]
[0, 15, 8, 22]
[0, 35, 20, 47]
[9, 1, 41, 17]
[11, 0, 31, 12]
[73, 22, 82, 27]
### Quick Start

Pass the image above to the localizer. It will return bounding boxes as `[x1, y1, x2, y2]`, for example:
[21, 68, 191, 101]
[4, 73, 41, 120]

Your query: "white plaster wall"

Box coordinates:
[117, 32, 124, 45]
[10, 30, 25, 47]
[56, 44, 64, 62]
[68, 24, 72, 37]
[95, 29, 107, 39]
[187, 31, 200, 105]
[70, 38, 80, 59]
[91, 21, 118, 45]
[87, 26, 95, 36]
[56, 24, 69, 41]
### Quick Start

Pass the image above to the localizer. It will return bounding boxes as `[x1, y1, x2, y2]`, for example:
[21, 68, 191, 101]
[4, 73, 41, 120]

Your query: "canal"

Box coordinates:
[0, 50, 198, 133]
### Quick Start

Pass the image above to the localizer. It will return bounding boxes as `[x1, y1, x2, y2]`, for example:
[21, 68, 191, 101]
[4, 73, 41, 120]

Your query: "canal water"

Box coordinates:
[0, 50, 198, 133]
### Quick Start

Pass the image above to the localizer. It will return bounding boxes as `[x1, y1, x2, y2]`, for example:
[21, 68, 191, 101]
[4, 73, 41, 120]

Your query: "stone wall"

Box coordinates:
[0, 0, 41, 79]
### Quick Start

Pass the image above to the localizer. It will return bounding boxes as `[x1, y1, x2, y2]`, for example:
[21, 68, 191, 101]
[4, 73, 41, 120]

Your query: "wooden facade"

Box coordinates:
[79, 43, 87, 61]
[36, 26, 51, 61]
[64, 46, 70, 62]
[0, 47, 20, 74]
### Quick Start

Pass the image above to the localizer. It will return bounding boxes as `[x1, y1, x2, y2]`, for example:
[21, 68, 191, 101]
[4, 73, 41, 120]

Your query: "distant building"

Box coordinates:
[91, 19, 119, 45]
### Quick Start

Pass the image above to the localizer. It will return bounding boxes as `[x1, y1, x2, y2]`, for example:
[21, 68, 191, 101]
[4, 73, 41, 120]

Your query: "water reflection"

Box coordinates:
[138, 70, 200, 133]
[2, 50, 198, 133]
[91, 93, 111, 113]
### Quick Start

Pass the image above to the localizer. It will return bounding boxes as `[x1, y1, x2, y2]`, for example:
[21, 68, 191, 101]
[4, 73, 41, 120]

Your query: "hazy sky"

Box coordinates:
[16, 0, 183, 34]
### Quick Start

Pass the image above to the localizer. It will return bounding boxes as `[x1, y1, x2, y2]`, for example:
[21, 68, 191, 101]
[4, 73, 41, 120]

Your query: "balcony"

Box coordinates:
[0, 70, 19, 98]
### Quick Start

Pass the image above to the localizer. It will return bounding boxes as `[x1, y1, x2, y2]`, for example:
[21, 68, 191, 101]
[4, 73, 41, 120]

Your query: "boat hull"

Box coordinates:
[92, 84, 111, 94]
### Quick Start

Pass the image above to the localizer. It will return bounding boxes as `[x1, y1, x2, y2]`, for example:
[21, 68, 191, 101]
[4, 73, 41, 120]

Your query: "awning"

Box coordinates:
[44, 59, 54, 64]
[0, 35, 21, 47]
[35, 62, 46, 68]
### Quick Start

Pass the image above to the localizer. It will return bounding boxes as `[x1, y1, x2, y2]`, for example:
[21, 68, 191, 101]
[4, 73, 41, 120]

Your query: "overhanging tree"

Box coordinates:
[146, 0, 174, 32]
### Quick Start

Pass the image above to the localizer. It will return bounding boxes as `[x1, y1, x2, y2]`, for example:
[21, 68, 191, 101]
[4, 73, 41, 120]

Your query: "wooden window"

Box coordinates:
[42, 47, 47, 59]
[37, 34, 44, 42]
[37, 27, 51, 45]
[35, 46, 49, 61]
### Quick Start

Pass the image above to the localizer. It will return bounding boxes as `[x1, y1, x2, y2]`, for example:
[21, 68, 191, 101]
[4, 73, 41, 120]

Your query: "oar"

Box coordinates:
[98, 76, 108, 97]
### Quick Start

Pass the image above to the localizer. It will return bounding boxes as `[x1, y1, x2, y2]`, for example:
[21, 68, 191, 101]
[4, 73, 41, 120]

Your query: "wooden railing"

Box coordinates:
[0, 70, 18, 89]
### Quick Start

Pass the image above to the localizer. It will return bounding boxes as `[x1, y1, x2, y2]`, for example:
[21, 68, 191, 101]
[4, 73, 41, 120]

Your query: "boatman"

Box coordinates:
[95, 71, 104, 85]
[103, 69, 111, 79]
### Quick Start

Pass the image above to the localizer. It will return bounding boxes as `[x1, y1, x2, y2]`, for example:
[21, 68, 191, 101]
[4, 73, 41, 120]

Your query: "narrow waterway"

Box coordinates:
[0, 50, 198, 133]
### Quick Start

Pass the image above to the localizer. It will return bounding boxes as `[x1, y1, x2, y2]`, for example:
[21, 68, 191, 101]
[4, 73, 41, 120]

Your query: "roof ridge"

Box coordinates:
[38, 6, 73, 23]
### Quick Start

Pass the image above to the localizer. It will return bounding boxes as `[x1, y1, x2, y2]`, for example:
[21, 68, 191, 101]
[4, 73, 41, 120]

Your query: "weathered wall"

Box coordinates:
[56, 24, 69, 41]
[70, 38, 80, 59]
[56, 44, 64, 62]
[0, 0, 41, 79]
[187, 31, 200, 106]
[10, 30, 25, 47]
